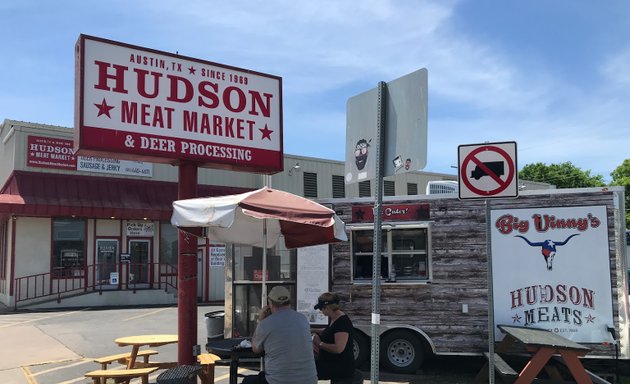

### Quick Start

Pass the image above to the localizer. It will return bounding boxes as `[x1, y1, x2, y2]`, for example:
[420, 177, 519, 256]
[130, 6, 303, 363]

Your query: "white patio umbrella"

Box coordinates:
[171, 187, 347, 303]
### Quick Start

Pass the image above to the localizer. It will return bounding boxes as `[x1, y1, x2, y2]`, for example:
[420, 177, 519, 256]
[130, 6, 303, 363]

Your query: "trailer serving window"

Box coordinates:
[351, 225, 430, 283]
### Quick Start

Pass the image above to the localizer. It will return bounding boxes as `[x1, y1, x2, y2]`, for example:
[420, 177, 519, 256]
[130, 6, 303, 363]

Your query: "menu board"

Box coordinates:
[297, 244, 329, 325]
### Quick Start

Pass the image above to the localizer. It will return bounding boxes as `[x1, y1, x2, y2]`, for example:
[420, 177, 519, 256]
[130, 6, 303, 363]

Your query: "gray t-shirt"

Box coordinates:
[252, 307, 317, 384]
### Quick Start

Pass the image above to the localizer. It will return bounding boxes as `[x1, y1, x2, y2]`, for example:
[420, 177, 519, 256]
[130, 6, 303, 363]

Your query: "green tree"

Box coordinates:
[519, 162, 605, 189]
[609, 159, 630, 228]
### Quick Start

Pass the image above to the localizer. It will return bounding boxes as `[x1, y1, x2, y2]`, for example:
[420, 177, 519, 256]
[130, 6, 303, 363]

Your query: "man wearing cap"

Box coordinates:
[242, 286, 317, 384]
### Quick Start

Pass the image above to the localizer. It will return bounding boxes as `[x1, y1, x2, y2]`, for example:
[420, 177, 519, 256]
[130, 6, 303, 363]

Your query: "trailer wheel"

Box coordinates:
[380, 330, 424, 373]
[353, 331, 370, 368]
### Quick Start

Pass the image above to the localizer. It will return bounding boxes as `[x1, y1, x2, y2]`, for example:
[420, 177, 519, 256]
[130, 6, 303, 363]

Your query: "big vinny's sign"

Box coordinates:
[75, 35, 283, 173]
[490, 205, 614, 343]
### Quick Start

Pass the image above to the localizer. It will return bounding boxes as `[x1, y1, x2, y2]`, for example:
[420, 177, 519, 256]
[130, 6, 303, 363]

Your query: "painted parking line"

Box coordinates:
[0, 315, 51, 325]
[20, 357, 94, 384]
[56, 376, 87, 384]
[123, 306, 174, 321]
[30, 358, 92, 377]
[0, 309, 89, 328]
[21, 366, 37, 384]
[56, 364, 129, 384]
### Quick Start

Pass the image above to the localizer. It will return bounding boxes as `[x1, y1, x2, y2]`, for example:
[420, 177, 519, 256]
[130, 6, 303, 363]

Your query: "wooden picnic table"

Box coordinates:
[115, 334, 178, 369]
[481, 324, 593, 384]
[206, 337, 260, 384]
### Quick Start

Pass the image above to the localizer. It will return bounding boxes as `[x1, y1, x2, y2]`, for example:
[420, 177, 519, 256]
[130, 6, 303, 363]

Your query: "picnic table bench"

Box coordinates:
[482, 352, 518, 381]
[476, 325, 610, 384]
[84, 367, 158, 384]
[93, 349, 159, 370]
[87, 334, 178, 384]
[197, 353, 221, 384]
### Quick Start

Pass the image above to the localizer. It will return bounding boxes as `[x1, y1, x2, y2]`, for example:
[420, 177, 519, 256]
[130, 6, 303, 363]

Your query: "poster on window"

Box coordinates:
[126, 221, 154, 236]
[210, 244, 226, 267]
[491, 205, 614, 343]
[297, 244, 329, 325]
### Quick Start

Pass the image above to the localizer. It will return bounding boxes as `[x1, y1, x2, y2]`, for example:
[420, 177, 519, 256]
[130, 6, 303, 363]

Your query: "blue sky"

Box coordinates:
[1, 0, 629, 182]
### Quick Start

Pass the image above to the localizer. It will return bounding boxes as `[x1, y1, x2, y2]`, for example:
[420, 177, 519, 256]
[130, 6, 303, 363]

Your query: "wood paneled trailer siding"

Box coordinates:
[322, 188, 628, 359]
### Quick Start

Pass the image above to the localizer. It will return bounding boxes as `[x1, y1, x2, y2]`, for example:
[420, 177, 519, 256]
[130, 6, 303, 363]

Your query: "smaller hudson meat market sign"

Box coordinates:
[75, 34, 283, 173]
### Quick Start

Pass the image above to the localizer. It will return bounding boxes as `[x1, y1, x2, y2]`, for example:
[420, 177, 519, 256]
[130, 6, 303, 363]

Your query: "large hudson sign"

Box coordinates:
[74, 34, 283, 173]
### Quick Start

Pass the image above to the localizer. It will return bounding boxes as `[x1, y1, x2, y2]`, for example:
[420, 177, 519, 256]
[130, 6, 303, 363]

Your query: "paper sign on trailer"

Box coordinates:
[75, 34, 283, 173]
[297, 244, 330, 326]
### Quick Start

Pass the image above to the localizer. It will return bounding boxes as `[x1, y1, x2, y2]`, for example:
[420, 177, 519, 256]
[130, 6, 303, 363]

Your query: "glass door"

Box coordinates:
[128, 239, 151, 285]
[96, 239, 119, 288]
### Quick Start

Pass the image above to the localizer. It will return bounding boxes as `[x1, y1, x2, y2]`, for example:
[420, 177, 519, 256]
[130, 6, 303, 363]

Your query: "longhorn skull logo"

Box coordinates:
[514, 234, 580, 271]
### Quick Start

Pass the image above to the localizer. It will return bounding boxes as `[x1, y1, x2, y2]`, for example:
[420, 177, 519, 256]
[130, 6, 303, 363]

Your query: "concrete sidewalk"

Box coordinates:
[0, 325, 82, 384]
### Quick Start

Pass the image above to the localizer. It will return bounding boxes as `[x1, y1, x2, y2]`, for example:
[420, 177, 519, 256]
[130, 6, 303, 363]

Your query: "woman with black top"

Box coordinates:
[311, 292, 356, 380]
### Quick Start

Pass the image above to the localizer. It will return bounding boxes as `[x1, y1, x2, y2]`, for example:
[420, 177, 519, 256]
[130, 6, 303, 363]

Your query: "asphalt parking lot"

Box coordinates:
[0, 304, 489, 384]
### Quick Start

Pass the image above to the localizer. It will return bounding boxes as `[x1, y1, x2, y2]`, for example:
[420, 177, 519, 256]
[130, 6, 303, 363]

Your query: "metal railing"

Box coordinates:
[13, 262, 178, 309]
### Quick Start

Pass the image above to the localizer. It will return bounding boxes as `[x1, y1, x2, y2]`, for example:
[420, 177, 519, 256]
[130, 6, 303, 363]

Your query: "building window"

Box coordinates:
[359, 181, 371, 197]
[384, 180, 395, 196]
[351, 226, 430, 283]
[52, 218, 86, 278]
[160, 222, 178, 266]
[332, 175, 345, 198]
[407, 183, 418, 195]
[426, 180, 458, 195]
[303, 172, 318, 198]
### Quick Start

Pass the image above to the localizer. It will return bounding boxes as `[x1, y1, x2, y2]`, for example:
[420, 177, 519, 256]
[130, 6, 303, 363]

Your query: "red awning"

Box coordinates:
[0, 171, 251, 220]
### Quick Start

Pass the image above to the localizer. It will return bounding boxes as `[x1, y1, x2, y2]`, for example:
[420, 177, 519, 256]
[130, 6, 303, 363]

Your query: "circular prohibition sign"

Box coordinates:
[460, 145, 515, 196]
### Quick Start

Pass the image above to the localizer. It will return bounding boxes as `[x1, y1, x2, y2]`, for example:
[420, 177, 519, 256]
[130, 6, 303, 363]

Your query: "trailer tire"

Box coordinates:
[352, 331, 370, 368]
[380, 330, 424, 373]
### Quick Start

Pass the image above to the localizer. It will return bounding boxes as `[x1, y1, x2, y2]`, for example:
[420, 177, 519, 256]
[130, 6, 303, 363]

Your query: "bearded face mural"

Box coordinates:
[354, 139, 371, 170]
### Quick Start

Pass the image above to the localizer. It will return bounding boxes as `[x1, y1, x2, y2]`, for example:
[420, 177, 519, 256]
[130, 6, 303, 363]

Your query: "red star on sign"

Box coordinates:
[94, 98, 115, 118]
[188, 66, 196, 75]
[259, 124, 273, 140]
[585, 314, 596, 323]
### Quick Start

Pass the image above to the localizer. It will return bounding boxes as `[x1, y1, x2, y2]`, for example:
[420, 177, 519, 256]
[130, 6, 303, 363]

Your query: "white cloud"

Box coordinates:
[601, 45, 630, 87]
[1, 1, 628, 181]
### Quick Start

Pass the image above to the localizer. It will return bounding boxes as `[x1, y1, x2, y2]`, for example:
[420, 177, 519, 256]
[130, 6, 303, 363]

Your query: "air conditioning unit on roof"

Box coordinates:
[426, 180, 458, 195]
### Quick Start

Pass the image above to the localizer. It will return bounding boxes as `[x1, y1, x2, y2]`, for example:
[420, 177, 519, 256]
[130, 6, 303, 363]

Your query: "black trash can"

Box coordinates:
[205, 310, 225, 342]
[156, 365, 200, 384]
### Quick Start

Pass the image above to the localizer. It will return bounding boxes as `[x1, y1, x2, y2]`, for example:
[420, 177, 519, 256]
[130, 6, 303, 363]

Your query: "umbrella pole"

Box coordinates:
[261, 218, 268, 306]
[261, 175, 270, 307]
[261, 218, 268, 372]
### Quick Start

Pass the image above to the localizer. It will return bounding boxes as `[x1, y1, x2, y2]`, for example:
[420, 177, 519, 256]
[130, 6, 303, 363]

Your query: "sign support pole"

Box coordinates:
[370, 81, 386, 384]
[178, 162, 199, 365]
[486, 199, 495, 384]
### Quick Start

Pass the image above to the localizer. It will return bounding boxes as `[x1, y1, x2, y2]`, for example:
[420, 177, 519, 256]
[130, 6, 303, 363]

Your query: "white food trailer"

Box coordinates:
[312, 187, 628, 373]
